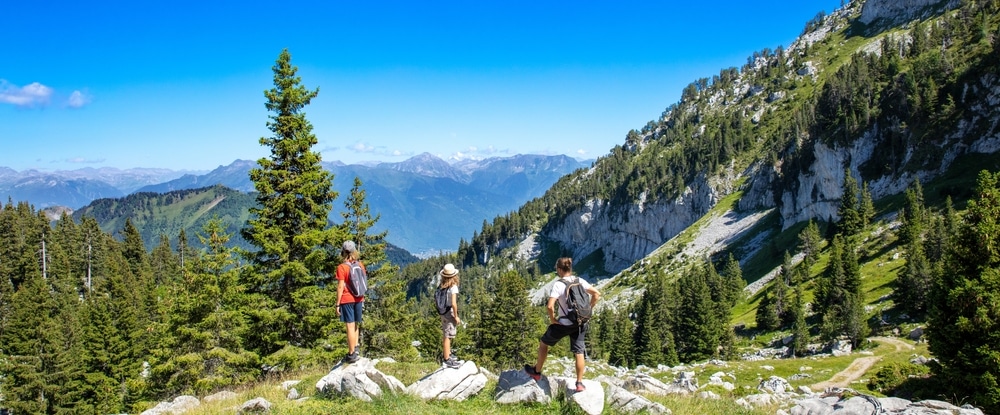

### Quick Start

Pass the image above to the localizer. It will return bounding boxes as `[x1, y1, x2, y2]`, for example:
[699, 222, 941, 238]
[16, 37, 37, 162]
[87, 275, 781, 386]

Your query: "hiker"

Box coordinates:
[336, 240, 366, 363]
[437, 263, 463, 368]
[525, 257, 600, 392]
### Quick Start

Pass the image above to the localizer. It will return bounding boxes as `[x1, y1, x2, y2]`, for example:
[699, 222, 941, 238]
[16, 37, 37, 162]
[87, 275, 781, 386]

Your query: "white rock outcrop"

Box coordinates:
[406, 360, 488, 401]
[315, 358, 406, 402]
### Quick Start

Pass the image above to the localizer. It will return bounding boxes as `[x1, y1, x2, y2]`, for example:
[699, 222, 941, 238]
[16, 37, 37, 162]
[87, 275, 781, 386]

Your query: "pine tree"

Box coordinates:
[837, 169, 863, 236]
[899, 180, 926, 246]
[242, 49, 339, 352]
[151, 218, 259, 395]
[929, 170, 1000, 414]
[675, 263, 721, 363]
[475, 270, 539, 369]
[860, 181, 875, 229]
[790, 284, 810, 357]
[632, 271, 678, 367]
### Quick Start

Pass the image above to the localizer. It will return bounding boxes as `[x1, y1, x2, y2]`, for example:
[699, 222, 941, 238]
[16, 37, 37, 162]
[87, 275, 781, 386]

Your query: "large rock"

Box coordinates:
[758, 376, 792, 394]
[237, 397, 271, 414]
[606, 384, 670, 414]
[790, 393, 986, 415]
[494, 369, 552, 404]
[621, 373, 690, 396]
[203, 391, 237, 403]
[140, 395, 200, 415]
[315, 358, 406, 402]
[406, 360, 488, 401]
[560, 378, 605, 415]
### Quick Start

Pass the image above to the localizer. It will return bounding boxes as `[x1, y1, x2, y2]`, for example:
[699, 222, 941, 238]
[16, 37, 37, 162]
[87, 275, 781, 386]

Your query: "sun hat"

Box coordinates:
[343, 240, 357, 253]
[440, 263, 459, 278]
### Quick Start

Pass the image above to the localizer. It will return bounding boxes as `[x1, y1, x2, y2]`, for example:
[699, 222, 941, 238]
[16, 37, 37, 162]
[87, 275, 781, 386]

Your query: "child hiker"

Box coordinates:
[336, 240, 366, 363]
[437, 263, 462, 368]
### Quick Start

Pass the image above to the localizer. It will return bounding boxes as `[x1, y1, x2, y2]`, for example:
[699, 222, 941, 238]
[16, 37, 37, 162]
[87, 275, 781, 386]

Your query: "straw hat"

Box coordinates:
[440, 263, 459, 278]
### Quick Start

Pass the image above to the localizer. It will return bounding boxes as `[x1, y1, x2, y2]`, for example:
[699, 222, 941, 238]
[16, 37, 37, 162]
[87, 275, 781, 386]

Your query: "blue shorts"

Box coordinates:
[340, 301, 363, 323]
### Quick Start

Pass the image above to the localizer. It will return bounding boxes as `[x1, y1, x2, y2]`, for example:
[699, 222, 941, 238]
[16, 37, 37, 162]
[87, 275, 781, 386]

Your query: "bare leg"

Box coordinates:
[346, 322, 358, 354]
[574, 352, 586, 383]
[443, 336, 452, 360]
[534, 342, 549, 373]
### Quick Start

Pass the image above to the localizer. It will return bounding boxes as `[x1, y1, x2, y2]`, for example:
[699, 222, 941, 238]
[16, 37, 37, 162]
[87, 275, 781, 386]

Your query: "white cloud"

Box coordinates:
[576, 149, 587, 155]
[63, 157, 105, 164]
[0, 80, 53, 107]
[67, 90, 91, 108]
[351, 142, 375, 153]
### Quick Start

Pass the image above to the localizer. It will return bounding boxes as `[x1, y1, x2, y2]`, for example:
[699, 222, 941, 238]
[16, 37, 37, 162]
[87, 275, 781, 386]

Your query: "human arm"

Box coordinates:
[450, 291, 461, 325]
[546, 296, 558, 325]
[587, 286, 601, 308]
[336, 279, 345, 316]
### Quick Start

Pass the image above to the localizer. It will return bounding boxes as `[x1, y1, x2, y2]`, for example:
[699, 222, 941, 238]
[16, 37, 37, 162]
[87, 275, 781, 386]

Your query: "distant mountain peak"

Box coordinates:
[379, 152, 465, 181]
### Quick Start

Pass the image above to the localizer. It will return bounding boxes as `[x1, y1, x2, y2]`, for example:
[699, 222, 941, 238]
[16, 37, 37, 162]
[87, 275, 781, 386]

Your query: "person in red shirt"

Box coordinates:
[336, 240, 366, 363]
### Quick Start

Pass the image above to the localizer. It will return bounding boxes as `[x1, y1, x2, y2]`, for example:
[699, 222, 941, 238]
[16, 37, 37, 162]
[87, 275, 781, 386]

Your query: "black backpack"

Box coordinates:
[346, 261, 368, 297]
[434, 287, 452, 315]
[559, 277, 592, 326]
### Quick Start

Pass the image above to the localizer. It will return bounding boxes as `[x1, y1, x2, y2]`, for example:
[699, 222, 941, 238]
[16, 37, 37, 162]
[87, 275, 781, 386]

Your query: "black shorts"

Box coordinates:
[540, 323, 587, 354]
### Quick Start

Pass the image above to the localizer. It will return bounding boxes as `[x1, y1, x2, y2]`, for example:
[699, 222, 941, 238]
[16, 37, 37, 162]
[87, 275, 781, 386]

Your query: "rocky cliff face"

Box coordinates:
[779, 72, 1000, 228]
[546, 174, 722, 274]
[859, 0, 959, 25]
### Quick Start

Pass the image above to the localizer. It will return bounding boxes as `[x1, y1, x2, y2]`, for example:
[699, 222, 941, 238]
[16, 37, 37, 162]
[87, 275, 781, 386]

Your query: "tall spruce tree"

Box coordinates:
[242, 49, 339, 352]
[929, 170, 1000, 414]
[633, 271, 678, 367]
[837, 169, 863, 236]
[474, 270, 539, 369]
[675, 263, 721, 363]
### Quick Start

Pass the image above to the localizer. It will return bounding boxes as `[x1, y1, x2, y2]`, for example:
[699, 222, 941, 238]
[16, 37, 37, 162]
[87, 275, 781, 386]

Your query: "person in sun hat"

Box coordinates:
[437, 263, 463, 369]
[336, 240, 366, 363]
[524, 257, 600, 392]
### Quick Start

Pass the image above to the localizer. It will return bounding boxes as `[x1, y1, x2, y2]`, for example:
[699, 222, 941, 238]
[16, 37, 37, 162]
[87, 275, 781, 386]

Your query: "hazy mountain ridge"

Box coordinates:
[0, 166, 198, 208]
[12, 154, 590, 254]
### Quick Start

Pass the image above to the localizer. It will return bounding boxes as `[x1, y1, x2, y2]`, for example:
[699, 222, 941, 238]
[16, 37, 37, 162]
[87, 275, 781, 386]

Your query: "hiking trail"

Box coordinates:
[809, 337, 914, 391]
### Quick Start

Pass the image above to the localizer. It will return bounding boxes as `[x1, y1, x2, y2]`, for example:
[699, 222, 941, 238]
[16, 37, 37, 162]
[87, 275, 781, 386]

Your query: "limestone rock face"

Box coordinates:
[494, 369, 552, 404]
[860, 0, 960, 25]
[606, 384, 671, 414]
[406, 360, 488, 401]
[546, 174, 719, 274]
[315, 358, 406, 402]
[237, 397, 272, 414]
[140, 395, 200, 415]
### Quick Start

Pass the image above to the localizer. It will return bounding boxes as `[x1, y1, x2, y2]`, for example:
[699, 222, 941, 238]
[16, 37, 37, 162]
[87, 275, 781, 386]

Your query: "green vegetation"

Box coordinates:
[4, 1, 1000, 413]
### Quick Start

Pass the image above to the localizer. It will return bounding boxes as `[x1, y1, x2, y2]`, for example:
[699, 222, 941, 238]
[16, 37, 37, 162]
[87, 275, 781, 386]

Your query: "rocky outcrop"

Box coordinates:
[791, 394, 985, 415]
[860, 0, 960, 26]
[606, 384, 671, 414]
[494, 369, 552, 404]
[547, 174, 720, 274]
[315, 358, 406, 402]
[140, 395, 200, 415]
[406, 360, 488, 401]
[493, 370, 605, 415]
[237, 397, 272, 414]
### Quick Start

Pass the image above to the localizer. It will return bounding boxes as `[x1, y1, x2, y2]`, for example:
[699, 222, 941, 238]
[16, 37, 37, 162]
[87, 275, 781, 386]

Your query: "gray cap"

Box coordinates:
[343, 240, 357, 253]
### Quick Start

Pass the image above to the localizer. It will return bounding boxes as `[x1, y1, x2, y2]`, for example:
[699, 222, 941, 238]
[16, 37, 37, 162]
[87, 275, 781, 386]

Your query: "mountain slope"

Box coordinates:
[468, 0, 1000, 283]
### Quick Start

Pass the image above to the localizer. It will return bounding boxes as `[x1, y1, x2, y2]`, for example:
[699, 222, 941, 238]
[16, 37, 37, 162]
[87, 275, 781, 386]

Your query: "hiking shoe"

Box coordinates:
[523, 364, 542, 381]
[444, 356, 462, 369]
[575, 381, 586, 392]
[345, 351, 360, 364]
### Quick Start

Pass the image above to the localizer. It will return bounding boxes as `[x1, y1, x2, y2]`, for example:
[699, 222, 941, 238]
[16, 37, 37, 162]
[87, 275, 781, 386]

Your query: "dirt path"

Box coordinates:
[809, 337, 914, 391]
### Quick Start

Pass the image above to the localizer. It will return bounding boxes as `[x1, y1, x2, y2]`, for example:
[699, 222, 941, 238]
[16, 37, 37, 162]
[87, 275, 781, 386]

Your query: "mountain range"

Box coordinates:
[1, 153, 590, 255]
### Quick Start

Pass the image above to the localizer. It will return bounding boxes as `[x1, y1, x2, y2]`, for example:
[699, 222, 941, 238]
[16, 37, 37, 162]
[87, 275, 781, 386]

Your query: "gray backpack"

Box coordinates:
[347, 261, 368, 297]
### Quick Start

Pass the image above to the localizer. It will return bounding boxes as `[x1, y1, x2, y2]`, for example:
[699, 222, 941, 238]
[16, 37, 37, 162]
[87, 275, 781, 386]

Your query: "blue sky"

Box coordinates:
[1, 0, 842, 172]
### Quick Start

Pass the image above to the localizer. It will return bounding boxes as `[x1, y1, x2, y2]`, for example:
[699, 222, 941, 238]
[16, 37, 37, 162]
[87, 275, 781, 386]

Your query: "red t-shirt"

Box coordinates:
[337, 261, 366, 304]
